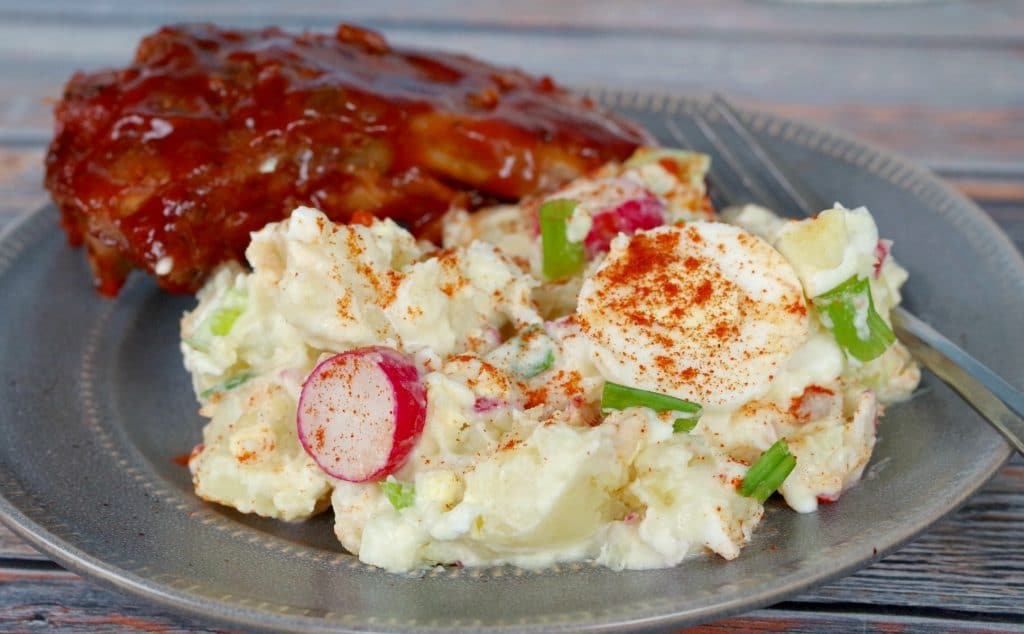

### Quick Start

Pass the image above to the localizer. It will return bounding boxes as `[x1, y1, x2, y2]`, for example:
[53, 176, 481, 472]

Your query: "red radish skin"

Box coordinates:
[297, 346, 427, 482]
[873, 239, 892, 278]
[472, 396, 506, 413]
[583, 195, 665, 256]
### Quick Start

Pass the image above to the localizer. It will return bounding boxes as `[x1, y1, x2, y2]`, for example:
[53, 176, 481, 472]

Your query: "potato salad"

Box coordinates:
[181, 147, 919, 573]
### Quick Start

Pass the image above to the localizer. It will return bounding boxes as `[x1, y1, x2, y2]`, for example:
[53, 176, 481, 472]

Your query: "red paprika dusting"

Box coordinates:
[712, 321, 738, 341]
[579, 224, 808, 406]
[579, 229, 746, 401]
[657, 157, 683, 178]
[499, 438, 522, 452]
[350, 210, 375, 227]
[786, 299, 808, 316]
[789, 384, 835, 423]
[693, 280, 713, 305]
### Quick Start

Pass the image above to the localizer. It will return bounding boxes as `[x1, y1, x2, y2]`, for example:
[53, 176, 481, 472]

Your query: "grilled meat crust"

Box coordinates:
[45, 23, 652, 295]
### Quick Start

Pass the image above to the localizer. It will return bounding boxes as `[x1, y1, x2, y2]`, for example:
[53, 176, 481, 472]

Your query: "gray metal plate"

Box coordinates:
[0, 93, 1019, 632]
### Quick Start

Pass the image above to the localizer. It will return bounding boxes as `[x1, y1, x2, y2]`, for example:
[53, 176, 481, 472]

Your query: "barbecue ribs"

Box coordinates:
[45, 23, 652, 295]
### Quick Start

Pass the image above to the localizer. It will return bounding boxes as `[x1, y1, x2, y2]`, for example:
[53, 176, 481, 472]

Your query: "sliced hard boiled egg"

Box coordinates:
[577, 223, 809, 409]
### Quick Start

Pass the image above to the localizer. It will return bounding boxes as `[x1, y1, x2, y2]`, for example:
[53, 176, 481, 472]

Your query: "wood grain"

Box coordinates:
[0, 567, 227, 632]
[688, 610, 1024, 633]
[1, 8, 1023, 169]
[4, 0, 1024, 40]
[1, 563, 1022, 633]
[0, 525, 47, 560]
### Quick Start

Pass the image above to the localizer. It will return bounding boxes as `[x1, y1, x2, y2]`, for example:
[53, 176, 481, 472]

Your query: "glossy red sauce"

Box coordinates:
[45, 23, 652, 295]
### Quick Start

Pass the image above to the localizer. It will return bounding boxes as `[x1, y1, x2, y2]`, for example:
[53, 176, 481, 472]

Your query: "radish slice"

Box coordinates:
[873, 239, 892, 278]
[584, 195, 666, 256]
[297, 346, 427, 482]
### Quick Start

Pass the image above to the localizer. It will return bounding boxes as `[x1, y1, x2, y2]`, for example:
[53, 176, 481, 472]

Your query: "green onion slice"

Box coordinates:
[540, 199, 586, 280]
[208, 288, 248, 336]
[517, 348, 554, 379]
[738, 440, 797, 503]
[601, 381, 702, 431]
[672, 417, 700, 434]
[379, 480, 415, 511]
[199, 372, 253, 400]
[812, 275, 895, 362]
[186, 287, 248, 352]
[511, 325, 556, 378]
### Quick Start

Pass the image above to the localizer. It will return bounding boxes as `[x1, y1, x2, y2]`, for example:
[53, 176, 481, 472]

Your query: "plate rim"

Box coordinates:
[0, 89, 1018, 633]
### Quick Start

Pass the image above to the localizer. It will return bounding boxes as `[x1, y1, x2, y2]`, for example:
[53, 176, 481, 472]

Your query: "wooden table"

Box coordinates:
[1, 2, 1021, 631]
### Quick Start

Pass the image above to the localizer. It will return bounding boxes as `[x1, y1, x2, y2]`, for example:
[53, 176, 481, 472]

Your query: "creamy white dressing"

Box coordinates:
[776, 205, 879, 297]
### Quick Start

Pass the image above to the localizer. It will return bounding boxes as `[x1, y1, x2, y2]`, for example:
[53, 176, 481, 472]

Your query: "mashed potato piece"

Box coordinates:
[181, 149, 919, 573]
[190, 377, 332, 520]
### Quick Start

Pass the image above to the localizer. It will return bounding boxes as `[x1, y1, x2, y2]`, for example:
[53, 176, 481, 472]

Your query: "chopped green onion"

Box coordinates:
[738, 440, 797, 503]
[379, 480, 415, 511]
[672, 417, 699, 434]
[186, 288, 248, 352]
[209, 308, 243, 337]
[517, 348, 554, 378]
[601, 381, 702, 431]
[511, 325, 556, 378]
[208, 288, 247, 336]
[540, 199, 586, 280]
[199, 372, 253, 400]
[813, 275, 895, 362]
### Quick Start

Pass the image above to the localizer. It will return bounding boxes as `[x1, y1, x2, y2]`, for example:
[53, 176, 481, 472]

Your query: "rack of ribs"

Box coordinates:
[44, 23, 652, 295]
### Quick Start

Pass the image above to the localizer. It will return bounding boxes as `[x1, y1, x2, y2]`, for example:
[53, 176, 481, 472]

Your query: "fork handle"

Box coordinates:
[892, 307, 1024, 455]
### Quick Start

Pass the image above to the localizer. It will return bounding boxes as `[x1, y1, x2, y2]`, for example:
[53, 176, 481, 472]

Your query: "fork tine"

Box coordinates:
[709, 94, 828, 216]
[663, 116, 739, 211]
[691, 114, 784, 212]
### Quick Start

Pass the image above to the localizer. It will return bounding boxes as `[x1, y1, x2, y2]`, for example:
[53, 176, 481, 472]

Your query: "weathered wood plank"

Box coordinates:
[0, 525, 47, 560]
[0, 147, 45, 223]
[1, 17, 1021, 168]
[0, 567, 227, 632]
[4, 0, 1024, 41]
[4, 20, 1022, 110]
[691, 609, 1024, 633]
[1, 566, 1022, 633]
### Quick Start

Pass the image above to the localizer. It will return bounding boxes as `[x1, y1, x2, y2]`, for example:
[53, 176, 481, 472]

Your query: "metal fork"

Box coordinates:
[670, 94, 1024, 456]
